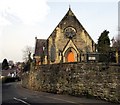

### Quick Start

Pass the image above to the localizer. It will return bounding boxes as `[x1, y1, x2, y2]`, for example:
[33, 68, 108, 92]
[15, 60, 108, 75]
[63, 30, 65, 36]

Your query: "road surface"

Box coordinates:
[2, 82, 119, 105]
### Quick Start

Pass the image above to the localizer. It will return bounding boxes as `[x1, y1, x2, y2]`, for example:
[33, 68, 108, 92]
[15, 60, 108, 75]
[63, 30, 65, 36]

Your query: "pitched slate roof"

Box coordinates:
[34, 39, 47, 56]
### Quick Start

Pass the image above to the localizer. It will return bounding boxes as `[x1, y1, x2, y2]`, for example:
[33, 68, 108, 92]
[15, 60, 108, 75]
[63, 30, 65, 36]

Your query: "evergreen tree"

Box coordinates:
[2, 59, 9, 70]
[97, 30, 110, 53]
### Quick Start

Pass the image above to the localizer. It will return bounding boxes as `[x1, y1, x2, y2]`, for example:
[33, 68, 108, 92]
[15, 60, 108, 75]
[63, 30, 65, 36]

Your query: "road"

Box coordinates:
[2, 82, 119, 105]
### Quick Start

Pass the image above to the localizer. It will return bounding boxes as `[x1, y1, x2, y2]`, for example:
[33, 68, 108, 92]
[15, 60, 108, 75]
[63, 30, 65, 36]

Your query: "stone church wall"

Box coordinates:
[22, 63, 120, 103]
[47, 10, 96, 64]
[48, 26, 95, 64]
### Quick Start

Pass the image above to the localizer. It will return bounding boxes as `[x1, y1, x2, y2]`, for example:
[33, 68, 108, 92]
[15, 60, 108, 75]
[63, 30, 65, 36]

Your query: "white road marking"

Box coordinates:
[13, 97, 30, 105]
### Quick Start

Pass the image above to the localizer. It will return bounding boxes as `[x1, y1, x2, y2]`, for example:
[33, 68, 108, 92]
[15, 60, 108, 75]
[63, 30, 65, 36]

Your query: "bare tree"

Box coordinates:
[22, 46, 34, 62]
[112, 27, 120, 48]
[114, 27, 120, 48]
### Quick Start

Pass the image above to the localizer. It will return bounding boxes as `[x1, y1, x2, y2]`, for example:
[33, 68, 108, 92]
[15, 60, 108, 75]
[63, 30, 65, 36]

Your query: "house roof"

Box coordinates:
[34, 38, 47, 56]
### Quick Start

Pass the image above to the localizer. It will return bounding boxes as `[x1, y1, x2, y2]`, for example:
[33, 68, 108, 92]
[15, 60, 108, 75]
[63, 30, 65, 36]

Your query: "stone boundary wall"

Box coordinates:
[21, 63, 120, 103]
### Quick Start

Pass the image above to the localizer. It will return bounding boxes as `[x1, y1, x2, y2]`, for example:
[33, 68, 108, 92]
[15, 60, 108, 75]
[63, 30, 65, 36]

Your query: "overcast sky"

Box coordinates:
[0, 0, 119, 63]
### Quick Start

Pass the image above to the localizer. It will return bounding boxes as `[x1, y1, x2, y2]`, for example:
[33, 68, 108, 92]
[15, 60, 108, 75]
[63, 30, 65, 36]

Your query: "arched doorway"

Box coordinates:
[64, 47, 77, 62]
[67, 51, 75, 62]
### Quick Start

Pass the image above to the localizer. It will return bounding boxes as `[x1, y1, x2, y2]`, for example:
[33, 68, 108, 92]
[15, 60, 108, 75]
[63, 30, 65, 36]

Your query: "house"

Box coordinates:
[34, 7, 96, 65]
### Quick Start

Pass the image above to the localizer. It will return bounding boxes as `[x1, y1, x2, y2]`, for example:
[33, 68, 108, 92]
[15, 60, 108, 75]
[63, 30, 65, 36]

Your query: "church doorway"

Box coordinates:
[67, 51, 75, 62]
[64, 47, 77, 63]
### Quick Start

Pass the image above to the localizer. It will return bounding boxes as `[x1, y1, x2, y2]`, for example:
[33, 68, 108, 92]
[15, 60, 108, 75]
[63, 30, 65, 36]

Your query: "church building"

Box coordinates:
[34, 7, 96, 65]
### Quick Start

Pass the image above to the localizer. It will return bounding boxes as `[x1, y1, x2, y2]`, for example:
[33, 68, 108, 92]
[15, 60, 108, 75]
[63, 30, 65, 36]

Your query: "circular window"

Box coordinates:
[64, 27, 76, 39]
